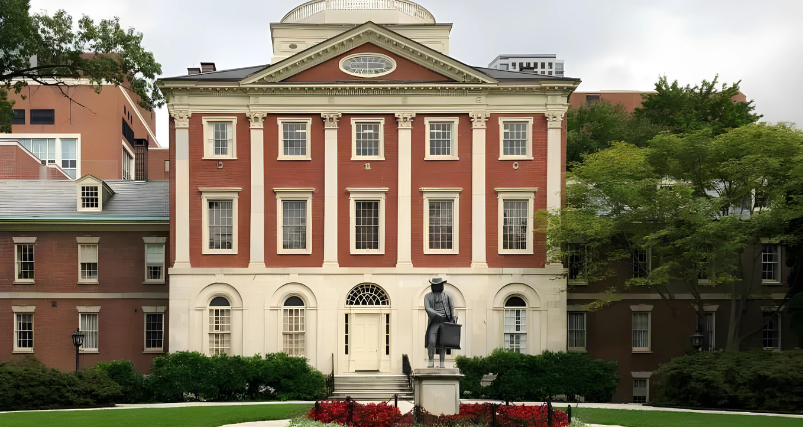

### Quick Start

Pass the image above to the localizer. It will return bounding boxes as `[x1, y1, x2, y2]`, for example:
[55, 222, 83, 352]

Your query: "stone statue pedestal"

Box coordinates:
[413, 368, 463, 416]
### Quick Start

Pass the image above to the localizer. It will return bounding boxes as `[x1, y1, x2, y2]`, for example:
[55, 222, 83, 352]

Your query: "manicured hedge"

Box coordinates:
[456, 349, 619, 402]
[0, 357, 122, 411]
[148, 351, 327, 402]
[652, 349, 803, 411]
[93, 360, 146, 403]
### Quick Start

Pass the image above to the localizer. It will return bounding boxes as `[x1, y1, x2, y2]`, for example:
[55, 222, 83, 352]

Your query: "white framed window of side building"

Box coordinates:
[282, 296, 306, 357]
[200, 188, 240, 255]
[277, 118, 311, 160]
[14, 135, 81, 179]
[143, 237, 167, 284]
[351, 118, 384, 160]
[421, 188, 460, 254]
[498, 117, 533, 160]
[631, 305, 653, 352]
[348, 188, 388, 254]
[568, 311, 587, 352]
[275, 189, 313, 254]
[761, 243, 781, 284]
[143, 306, 166, 353]
[78, 307, 100, 353]
[122, 142, 134, 180]
[496, 189, 536, 254]
[12, 306, 35, 353]
[424, 117, 459, 160]
[202, 116, 237, 159]
[77, 237, 100, 284]
[13, 237, 36, 284]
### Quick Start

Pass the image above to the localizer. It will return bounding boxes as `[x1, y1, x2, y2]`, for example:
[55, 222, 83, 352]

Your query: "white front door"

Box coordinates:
[351, 313, 381, 371]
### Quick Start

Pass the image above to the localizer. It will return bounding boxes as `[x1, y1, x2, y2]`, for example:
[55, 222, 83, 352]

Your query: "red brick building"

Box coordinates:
[0, 177, 169, 373]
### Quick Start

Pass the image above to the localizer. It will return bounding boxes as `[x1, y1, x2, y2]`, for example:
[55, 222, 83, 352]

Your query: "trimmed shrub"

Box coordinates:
[147, 351, 326, 402]
[93, 359, 146, 403]
[0, 357, 122, 411]
[653, 349, 803, 411]
[456, 349, 619, 402]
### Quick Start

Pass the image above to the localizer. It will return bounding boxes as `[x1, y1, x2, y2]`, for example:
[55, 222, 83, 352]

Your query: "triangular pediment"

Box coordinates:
[241, 22, 495, 85]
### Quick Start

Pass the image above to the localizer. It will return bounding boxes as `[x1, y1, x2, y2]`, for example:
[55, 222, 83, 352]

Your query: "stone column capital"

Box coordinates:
[395, 112, 416, 129]
[469, 111, 488, 129]
[321, 113, 342, 129]
[170, 110, 192, 128]
[546, 111, 566, 129]
[247, 111, 268, 129]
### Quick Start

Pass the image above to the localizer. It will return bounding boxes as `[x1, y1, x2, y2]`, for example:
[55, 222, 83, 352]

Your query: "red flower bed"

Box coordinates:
[308, 401, 567, 427]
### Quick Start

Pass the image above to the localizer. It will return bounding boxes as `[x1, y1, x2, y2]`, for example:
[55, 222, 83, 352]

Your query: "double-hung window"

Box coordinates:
[143, 306, 166, 352]
[351, 118, 384, 160]
[80, 185, 100, 210]
[77, 237, 100, 283]
[201, 189, 240, 254]
[143, 237, 166, 283]
[78, 308, 100, 352]
[13, 306, 35, 353]
[633, 248, 651, 278]
[631, 305, 653, 352]
[633, 379, 648, 403]
[422, 189, 460, 254]
[567, 243, 588, 284]
[496, 189, 535, 254]
[13, 237, 36, 283]
[202, 117, 237, 159]
[275, 189, 313, 254]
[277, 119, 311, 160]
[761, 244, 781, 283]
[282, 296, 305, 357]
[568, 312, 587, 351]
[348, 188, 387, 254]
[503, 296, 527, 353]
[763, 312, 781, 350]
[499, 118, 533, 160]
[425, 118, 459, 160]
[208, 297, 231, 355]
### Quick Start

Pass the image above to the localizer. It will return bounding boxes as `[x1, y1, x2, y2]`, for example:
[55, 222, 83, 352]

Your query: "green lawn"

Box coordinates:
[573, 407, 803, 427]
[0, 403, 312, 427]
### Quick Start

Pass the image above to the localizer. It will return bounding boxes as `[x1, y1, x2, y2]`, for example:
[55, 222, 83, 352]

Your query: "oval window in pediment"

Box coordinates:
[339, 53, 396, 77]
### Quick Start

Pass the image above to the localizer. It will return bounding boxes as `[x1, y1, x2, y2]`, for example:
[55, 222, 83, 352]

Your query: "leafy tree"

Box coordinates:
[0, 0, 163, 132]
[634, 75, 761, 134]
[542, 123, 803, 351]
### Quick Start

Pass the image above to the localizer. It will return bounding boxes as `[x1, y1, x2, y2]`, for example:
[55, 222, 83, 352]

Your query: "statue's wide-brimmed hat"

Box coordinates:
[429, 278, 447, 285]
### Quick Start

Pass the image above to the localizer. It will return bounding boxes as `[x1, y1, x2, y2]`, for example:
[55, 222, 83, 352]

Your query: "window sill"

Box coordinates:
[350, 251, 385, 255]
[143, 349, 165, 354]
[202, 250, 238, 255]
[762, 281, 782, 286]
[77, 281, 99, 285]
[143, 280, 166, 285]
[567, 348, 587, 353]
[424, 156, 459, 161]
[13, 281, 35, 285]
[498, 156, 534, 161]
[277, 157, 312, 161]
[202, 156, 238, 161]
[12, 350, 34, 354]
[632, 349, 653, 354]
[568, 281, 588, 286]
[351, 156, 385, 161]
[498, 250, 534, 255]
[424, 250, 460, 255]
[278, 250, 312, 255]
[80, 350, 99, 354]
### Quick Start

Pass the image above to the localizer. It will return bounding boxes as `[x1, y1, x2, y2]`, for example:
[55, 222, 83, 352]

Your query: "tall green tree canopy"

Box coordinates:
[544, 123, 803, 351]
[0, 0, 163, 132]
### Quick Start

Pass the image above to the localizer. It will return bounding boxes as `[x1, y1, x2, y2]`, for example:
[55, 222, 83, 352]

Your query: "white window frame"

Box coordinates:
[208, 299, 231, 356]
[631, 305, 653, 353]
[77, 237, 100, 284]
[77, 182, 102, 212]
[122, 142, 134, 180]
[424, 117, 459, 160]
[12, 306, 35, 353]
[351, 118, 385, 160]
[421, 188, 461, 254]
[567, 311, 587, 352]
[496, 188, 536, 255]
[282, 298, 306, 357]
[498, 117, 534, 160]
[142, 306, 166, 353]
[277, 118, 312, 160]
[78, 306, 100, 353]
[503, 298, 527, 354]
[275, 189, 314, 254]
[762, 309, 781, 350]
[761, 242, 781, 284]
[631, 372, 652, 403]
[348, 188, 388, 255]
[202, 116, 237, 159]
[200, 188, 241, 255]
[143, 237, 167, 284]
[13, 237, 36, 284]
[8, 134, 82, 179]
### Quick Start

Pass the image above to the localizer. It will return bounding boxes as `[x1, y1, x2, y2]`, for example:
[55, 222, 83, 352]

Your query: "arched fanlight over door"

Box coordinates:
[345, 283, 390, 306]
[504, 296, 527, 353]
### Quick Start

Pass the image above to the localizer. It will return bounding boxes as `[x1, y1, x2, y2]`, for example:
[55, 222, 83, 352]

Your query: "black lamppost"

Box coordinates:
[690, 330, 704, 351]
[71, 329, 84, 372]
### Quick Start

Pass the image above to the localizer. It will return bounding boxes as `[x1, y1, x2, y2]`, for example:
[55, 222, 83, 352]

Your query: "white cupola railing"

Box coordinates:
[280, 0, 436, 24]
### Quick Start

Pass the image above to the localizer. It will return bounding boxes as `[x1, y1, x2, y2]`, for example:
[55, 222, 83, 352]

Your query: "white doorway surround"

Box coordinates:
[350, 313, 382, 371]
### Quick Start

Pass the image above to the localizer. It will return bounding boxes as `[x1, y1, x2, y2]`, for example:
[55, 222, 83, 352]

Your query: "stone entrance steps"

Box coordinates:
[331, 374, 413, 400]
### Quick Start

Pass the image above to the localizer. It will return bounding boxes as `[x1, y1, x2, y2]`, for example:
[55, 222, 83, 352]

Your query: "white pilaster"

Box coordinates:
[470, 112, 488, 269]
[171, 110, 191, 269]
[395, 112, 415, 268]
[322, 113, 342, 267]
[248, 111, 267, 269]
[545, 111, 566, 211]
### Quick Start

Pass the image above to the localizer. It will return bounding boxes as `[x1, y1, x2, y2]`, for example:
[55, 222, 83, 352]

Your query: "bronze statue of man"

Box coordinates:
[424, 278, 455, 368]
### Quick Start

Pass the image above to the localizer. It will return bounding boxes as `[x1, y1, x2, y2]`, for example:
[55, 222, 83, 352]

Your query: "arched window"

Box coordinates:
[283, 296, 305, 357]
[345, 283, 390, 306]
[209, 296, 231, 355]
[504, 296, 526, 353]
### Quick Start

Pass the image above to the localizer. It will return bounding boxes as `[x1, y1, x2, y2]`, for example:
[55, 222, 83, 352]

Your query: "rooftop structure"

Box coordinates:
[488, 54, 564, 76]
[281, 0, 436, 24]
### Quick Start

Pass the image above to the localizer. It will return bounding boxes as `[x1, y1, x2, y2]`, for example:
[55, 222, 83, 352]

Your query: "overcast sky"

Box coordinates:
[29, 0, 803, 146]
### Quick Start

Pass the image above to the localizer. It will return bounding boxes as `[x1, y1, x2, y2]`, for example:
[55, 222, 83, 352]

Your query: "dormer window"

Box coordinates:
[81, 186, 99, 209]
[76, 175, 114, 212]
